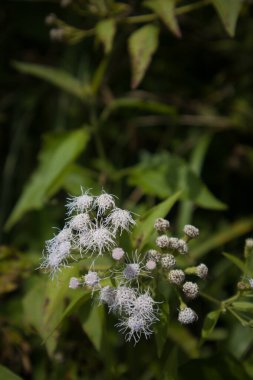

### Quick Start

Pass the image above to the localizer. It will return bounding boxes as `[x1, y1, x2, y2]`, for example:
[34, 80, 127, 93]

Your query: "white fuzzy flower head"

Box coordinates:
[161, 254, 176, 269]
[87, 225, 115, 255]
[196, 263, 208, 279]
[95, 192, 115, 215]
[46, 227, 72, 250]
[84, 271, 100, 287]
[69, 277, 80, 289]
[98, 286, 115, 306]
[168, 269, 185, 285]
[182, 282, 199, 299]
[42, 240, 71, 276]
[147, 249, 161, 263]
[132, 292, 158, 322]
[106, 208, 135, 234]
[123, 263, 140, 281]
[111, 286, 136, 313]
[178, 307, 198, 324]
[66, 191, 93, 214]
[156, 235, 170, 249]
[154, 218, 170, 233]
[183, 224, 199, 239]
[68, 213, 91, 231]
[117, 315, 153, 344]
[146, 260, 156, 270]
[112, 247, 125, 261]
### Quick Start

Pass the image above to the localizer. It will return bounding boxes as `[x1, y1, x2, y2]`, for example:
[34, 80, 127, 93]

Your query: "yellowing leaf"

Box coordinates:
[145, 0, 181, 37]
[212, 0, 242, 37]
[128, 24, 159, 89]
[96, 18, 116, 54]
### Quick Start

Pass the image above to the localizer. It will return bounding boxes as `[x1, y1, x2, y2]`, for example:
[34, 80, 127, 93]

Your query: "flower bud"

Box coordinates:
[112, 247, 125, 260]
[147, 249, 161, 262]
[69, 277, 80, 289]
[196, 263, 208, 279]
[156, 235, 170, 249]
[178, 307, 198, 324]
[168, 269, 185, 285]
[183, 224, 199, 239]
[182, 281, 199, 299]
[154, 218, 170, 233]
[161, 254, 176, 269]
[146, 260, 156, 270]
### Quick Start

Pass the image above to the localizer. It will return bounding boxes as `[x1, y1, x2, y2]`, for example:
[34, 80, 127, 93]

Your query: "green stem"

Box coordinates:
[200, 291, 221, 306]
[125, 0, 211, 24]
[227, 307, 248, 326]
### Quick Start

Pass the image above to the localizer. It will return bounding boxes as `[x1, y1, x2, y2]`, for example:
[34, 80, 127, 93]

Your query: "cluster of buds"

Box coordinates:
[42, 189, 208, 343]
[153, 218, 207, 324]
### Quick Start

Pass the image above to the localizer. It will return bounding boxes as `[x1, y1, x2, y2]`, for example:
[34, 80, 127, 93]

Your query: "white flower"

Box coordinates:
[95, 192, 116, 215]
[84, 271, 100, 287]
[178, 307, 198, 324]
[131, 292, 158, 322]
[98, 286, 115, 306]
[68, 213, 91, 231]
[246, 238, 253, 249]
[85, 225, 115, 255]
[111, 286, 136, 314]
[66, 190, 93, 214]
[106, 208, 135, 234]
[112, 247, 125, 260]
[41, 240, 71, 276]
[123, 263, 141, 281]
[45, 227, 72, 250]
[116, 315, 153, 344]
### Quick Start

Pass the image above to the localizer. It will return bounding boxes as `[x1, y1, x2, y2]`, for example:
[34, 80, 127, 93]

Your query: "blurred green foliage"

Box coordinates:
[1, 0, 253, 379]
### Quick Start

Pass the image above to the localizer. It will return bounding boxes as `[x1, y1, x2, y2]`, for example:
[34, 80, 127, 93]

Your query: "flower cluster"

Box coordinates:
[42, 190, 208, 343]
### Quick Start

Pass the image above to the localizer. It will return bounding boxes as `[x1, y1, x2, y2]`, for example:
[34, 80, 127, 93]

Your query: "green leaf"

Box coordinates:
[0, 366, 23, 380]
[95, 18, 116, 54]
[6, 129, 90, 229]
[81, 303, 105, 352]
[13, 61, 85, 99]
[101, 97, 176, 121]
[145, 0, 181, 37]
[128, 24, 159, 89]
[212, 0, 242, 37]
[201, 310, 221, 339]
[232, 302, 253, 312]
[132, 191, 181, 250]
[155, 301, 170, 358]
[128, 152, 226, 210]
[223, 252, 246, 272]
